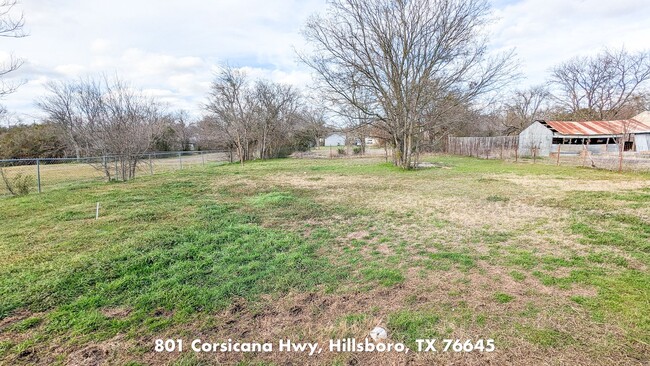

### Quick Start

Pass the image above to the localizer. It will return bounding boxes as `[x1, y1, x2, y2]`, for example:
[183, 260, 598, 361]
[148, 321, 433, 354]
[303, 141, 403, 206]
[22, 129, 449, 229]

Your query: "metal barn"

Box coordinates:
[518, 113, 650, 157]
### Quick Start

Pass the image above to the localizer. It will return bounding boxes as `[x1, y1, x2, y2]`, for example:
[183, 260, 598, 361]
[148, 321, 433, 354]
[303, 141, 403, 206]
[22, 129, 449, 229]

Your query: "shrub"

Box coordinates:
[353, 147, 362, 155]
[0, 168, 34, 196]
[13, 173, 33, 195]
[337, 148, 346, 155]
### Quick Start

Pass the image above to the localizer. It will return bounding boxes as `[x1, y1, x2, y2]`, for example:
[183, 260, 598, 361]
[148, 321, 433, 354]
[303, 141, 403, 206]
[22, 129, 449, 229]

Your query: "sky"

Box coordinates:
[1, 0, 649, 123]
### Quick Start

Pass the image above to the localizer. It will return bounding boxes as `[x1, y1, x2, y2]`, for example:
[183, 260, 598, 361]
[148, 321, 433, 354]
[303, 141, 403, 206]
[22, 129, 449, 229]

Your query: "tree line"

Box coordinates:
[0, 73, 329, 180]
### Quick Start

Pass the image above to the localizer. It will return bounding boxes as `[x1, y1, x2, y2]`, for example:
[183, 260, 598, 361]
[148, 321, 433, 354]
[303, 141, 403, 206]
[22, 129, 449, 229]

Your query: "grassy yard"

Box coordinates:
[0, 156, 648, 365]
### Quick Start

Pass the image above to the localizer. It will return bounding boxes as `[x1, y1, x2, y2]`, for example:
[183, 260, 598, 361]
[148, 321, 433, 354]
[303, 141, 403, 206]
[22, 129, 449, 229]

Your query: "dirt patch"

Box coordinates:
[67, 345, 108, 366]
[0, 310, 33, 330]
[346, 230, 370, 240]
[65, 335, 130, 366]
[100, 307, 131, 319]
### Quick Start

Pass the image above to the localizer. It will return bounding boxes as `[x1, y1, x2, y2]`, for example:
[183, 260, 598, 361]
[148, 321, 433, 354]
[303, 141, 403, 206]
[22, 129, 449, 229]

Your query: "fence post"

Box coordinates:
[115, 157, 119, 181]
[149, 154, 153, 175]
[178, 152, 183, 169]
[500, 142, 503, 160]
[201, 151, 205, 166]
[556, 143, 561, 166]
[36, 159, 41, 193]
[515, 144, 518, 162]
[102, 156, 107, 181]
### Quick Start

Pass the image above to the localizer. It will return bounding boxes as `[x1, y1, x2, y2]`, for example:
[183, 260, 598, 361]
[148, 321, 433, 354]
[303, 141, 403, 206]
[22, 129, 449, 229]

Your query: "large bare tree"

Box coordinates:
[501, 85, 550, 135]
[205, 67, 256, 165]
[550, 48, 650, 121]
[205, 67, 310, 163]
[301, 0, 517, 168]
[253, 80, 302, 159]
[38, 76, 166, 181]
[0, 0, 26, 98]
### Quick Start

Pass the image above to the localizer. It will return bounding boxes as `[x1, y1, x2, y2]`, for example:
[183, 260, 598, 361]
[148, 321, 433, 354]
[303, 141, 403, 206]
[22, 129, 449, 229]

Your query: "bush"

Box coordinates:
[12, 173, 34, 195]
[353, 147, 362, 155]
[337, 148, 346, 155]
[0, 168, 34, 196]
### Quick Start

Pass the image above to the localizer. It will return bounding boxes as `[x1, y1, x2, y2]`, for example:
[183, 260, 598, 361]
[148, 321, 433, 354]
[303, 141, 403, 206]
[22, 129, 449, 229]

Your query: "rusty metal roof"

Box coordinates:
[539, 119, 650, 136]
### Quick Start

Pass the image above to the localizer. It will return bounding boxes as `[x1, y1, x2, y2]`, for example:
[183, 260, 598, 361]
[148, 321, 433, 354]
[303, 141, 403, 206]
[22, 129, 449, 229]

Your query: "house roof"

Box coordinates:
[538, 117, 650, 136]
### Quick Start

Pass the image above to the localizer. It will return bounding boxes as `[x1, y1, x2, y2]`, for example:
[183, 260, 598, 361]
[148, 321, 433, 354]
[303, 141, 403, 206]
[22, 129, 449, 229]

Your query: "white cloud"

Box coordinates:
[1, 0, 649, 121]
[1, 0, 327, 119]
[90, 39, 112, 53]
[53, 64, 86, 76]
[489, 0, 650, 85]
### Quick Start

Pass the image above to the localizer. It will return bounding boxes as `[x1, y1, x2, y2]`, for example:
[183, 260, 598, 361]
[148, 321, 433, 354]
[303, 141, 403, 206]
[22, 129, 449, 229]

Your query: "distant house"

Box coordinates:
[518, 112, 650, 157]
[324, 133, 346, 146]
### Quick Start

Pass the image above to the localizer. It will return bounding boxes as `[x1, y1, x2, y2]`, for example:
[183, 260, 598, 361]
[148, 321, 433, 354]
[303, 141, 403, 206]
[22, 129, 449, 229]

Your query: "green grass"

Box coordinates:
[494, 293, 515, 304]
[516, 325, 575, 347]
[1, 156, 649, 364]
[1, 201, 342, 341]
[387, 310, 440, 348]
[510, 271, 526, 281]
[361, 267, 405, 286]
[429, 251, 475, 271]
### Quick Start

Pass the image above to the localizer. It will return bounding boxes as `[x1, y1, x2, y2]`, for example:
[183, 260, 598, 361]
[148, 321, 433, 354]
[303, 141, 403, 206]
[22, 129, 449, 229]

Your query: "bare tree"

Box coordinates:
[501, 85, 550, 135]
[205, 67, 312, 162]
[170, 110, 193, 151]
[253, 80, 302, 159]
[294, 106, 329, 148]
[38, 76, 166, 181]
[301, 0, 517, 168]
[195, 115, 231, 152]
[550, 48, 650, 121]
[205, 66, 256, 165]
[0, 0, 26, 97]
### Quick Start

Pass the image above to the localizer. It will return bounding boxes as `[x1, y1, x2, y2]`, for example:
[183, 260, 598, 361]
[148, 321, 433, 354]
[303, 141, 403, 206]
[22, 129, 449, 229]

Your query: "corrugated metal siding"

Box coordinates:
[518, 121, 553, 157]
[635, 134, 650, 152]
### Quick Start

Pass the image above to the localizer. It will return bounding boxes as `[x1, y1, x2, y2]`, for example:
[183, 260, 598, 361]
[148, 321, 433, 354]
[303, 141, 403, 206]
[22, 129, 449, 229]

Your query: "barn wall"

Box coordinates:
[635, 133, 650, 152]
[518, 122, 553, 157]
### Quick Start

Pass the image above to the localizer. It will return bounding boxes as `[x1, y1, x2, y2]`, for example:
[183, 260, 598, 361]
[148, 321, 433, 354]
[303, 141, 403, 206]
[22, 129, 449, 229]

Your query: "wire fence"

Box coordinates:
[0, 150, 231, 196]
[546, 151, 650, 172]
[446, 135, 650, 172]
[447, 136, 519, 160]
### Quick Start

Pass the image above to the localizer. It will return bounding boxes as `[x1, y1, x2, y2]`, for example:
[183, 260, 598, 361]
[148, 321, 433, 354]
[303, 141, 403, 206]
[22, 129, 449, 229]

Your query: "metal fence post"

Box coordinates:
[149, 154, 153, 175]
[178, 152, 183, 169]
[201, 151, 205, 166]
[115, 157, 119, 181]
[36, 158, 41, 193]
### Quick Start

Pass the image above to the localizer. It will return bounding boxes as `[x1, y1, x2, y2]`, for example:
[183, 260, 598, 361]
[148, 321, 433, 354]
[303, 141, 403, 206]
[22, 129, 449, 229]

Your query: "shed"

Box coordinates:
[324, 133, 346, 146]
[518, 114, 650, 157]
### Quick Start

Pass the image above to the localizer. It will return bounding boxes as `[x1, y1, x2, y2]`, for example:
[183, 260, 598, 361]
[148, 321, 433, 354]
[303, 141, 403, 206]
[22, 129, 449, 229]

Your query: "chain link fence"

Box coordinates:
[0, 150, 231, 196]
